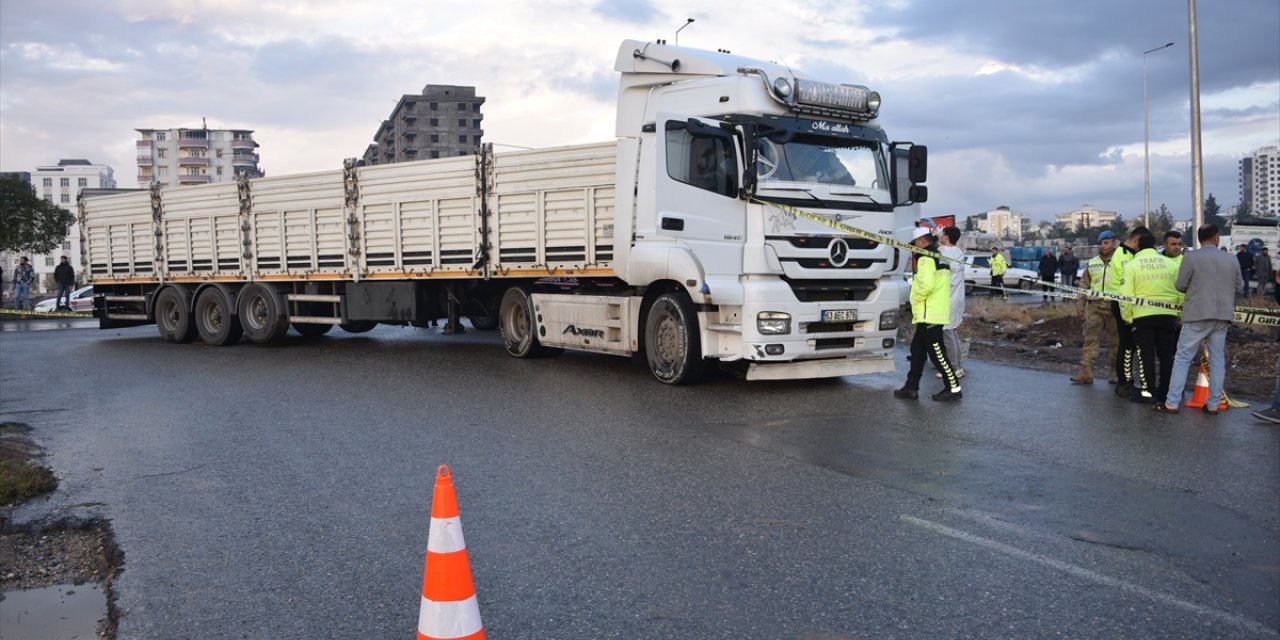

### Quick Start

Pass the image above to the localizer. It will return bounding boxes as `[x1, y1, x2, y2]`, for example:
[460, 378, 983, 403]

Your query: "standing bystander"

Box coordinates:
[1254, 247, 1272, 296]
[1121, 234, 1182, 404]
[1070, 231, 1121, 384]
[1236, 245, 1254, 296]
[54, 256, 75, 310]
[12, 256, 35, 310]
[1158, 225, 1244, 415]
[937, 226, 967, 379]
[989, 246, 1008, 298]
[1059, 246, 1079, 290]
[1038, 247, 1059, 302]
[895, 228, 962, 401]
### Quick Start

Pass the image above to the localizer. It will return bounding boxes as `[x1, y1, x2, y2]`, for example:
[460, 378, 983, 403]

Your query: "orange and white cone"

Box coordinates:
[418, 465, 484, 640]
[1183, 362, 1228, 411]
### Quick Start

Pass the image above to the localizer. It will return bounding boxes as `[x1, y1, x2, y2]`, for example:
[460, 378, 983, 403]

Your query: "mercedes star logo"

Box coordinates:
[828, 238, 850, 267]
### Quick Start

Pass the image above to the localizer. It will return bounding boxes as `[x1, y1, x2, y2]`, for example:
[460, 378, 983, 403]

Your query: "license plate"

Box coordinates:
[821, 309, 857, 322]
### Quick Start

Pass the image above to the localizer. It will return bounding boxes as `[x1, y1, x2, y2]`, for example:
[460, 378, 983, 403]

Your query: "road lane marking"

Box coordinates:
[901, 515, 1278, 637]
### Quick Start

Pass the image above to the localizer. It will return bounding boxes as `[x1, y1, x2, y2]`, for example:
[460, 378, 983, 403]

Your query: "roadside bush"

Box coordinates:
[0, 459, 57, 505]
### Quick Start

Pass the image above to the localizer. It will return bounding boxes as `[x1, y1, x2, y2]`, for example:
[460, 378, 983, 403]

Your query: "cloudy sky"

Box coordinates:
[1, 0, 1277, 223]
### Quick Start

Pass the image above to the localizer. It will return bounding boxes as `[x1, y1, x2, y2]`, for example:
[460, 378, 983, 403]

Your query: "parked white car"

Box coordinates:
[34, 285, 93, 312]
[959, 255, 1042, 295]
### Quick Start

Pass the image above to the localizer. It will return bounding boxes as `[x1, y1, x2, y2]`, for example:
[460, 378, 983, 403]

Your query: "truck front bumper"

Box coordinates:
[744, 354, 896, 380]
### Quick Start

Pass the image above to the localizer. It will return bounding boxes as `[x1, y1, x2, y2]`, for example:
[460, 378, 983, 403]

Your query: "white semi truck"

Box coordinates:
[80, 39, 928, 384]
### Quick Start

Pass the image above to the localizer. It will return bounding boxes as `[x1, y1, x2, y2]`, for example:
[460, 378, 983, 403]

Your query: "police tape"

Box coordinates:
[750, 196, 1280, 327]
[0, 309, 93, 319]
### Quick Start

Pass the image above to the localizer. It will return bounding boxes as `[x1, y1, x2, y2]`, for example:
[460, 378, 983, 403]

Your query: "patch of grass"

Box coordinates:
[0, 422, 32, 434]
[966, 298, 1033, 325]
[0, 459, 57, 505]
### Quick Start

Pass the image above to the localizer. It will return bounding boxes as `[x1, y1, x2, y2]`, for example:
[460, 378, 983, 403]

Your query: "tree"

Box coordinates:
[1147, 203, 1175, 236]
[0, 176, 76, 254]
[1107, 214, 1129, 237]
[1203, 193, 1228, 232]
[1235, 199, 1253, 218]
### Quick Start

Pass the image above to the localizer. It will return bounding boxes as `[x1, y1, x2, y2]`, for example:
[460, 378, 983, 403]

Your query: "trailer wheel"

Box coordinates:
[339, 321, 377, 334]
[499, 287, 550, 358]
[238, 283, 290, 344]
[644, 291, 705, 385]
[155, 287, 197, 344]
[469, 315, 499, 331]
[194, 287, 243, 346]
[293, 322, 333, 337]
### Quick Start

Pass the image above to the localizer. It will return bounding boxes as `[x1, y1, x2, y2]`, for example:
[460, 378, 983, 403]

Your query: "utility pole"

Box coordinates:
[1188, 0, 1205, 244]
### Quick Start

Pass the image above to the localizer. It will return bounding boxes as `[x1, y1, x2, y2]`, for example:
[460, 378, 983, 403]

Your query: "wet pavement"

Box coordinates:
[0, 320, 1276, 638]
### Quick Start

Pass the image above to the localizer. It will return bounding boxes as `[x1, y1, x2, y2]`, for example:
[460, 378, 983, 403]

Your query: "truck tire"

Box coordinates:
[499, 287, 551, 358]
[339, 321, 377, 333]
[155, 287, 197, 344]
[293, 322, 333, 337]
[644, 291, 705, 385]
[238, 283, 290, 344]
[194, 287, 243, 346]
[469, 315, 499, 331]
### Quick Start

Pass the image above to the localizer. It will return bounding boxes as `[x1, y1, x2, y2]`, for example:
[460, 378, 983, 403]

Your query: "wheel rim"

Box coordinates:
[202, 299, 224, 332]
[244, 294, 268, 331]
[503, 298, 531, 348]
[160, 298, 180, 331]
[653, 310, 682, 365]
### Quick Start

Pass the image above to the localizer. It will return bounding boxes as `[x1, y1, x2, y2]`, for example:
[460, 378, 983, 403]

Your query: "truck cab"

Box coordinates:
[601, 40, 927, 381]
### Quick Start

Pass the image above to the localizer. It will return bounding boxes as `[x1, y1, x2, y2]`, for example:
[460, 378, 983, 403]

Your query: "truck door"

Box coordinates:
[654, 115, 746, 278]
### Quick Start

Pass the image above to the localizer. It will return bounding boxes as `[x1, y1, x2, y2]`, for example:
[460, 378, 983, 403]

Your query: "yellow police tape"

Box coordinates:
[0, 309, 93, 319]
[751, 196, 1280, 328]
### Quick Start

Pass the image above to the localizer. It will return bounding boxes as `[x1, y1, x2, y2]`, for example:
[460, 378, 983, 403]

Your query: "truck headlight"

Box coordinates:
[879, 309, 898, 331]
[757, 311, 791, 335]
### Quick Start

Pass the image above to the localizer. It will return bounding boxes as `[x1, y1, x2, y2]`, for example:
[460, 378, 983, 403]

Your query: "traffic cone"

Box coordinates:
[1183, 362, 1228, 411]
[418, 465, 484, 640]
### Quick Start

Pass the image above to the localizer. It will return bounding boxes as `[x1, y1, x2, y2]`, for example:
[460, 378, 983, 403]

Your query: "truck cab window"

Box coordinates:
[665, 123, 738, 198]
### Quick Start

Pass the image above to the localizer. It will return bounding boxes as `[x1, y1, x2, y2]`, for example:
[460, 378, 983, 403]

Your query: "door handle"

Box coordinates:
[661, 217, 684, 231]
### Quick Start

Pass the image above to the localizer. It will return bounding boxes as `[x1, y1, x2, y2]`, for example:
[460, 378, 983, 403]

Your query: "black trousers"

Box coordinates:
[1132, 314, 1178, 400]
[906, 323, 958, 391]
[1110, 302, 1137, 384]
[990, 275, 1006, 297]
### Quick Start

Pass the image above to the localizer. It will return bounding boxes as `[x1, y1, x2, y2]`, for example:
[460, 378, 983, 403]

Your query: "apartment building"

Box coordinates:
[970, 206, 1032, 240]
[1246, 145, 1278, 216]
[1054, 204, 1117, 230]
[136, 126, 264, 187]
[361, 85, 485, 165]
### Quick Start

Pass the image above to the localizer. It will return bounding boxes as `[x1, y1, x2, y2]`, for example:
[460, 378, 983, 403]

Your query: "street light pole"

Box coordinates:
[1188, 0, 1205, 244]
[1143, 41, 1174, 229]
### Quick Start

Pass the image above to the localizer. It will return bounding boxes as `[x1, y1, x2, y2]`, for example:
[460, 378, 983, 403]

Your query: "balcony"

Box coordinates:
[231, 155, 259, 167]
[137, 155, 153, 166]
[177, 138, 210, 149]
[136, 173, 154, 184]
[178, 174, 211, 184]
[178, 156, 210, 166]
[230, 139, 256, 150]
[136, 140, 154, 149]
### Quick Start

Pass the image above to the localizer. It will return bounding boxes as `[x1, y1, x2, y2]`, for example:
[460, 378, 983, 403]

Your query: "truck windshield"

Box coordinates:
[756, 136, 888, 198]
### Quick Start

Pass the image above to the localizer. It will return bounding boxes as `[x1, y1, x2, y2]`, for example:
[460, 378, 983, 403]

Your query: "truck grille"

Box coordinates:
[783, 278, 876, 303]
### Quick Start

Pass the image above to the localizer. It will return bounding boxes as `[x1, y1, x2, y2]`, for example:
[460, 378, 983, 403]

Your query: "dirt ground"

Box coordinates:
[0, 423, 122, 637]
[928, 293, 1280, 401]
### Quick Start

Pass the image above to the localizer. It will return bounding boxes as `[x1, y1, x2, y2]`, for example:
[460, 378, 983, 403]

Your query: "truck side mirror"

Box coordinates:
[909, 145, 927, 183]
[909, 185, 928, 203]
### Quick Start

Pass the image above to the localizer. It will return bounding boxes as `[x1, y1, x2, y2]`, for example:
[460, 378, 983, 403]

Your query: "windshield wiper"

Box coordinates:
[827, 189, 883, 206]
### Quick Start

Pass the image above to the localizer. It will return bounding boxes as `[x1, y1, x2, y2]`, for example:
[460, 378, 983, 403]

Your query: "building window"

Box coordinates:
[431, 134, 439, 143]
[430, 118, 439, 127]
[216, 149, 224, 158]
[62, 241, 71, 251]
[459, 151, 468, 156]
[457, 103, 465, 111]
[43, 178, 52, 188]
[473, 135, 482, 144]
[430, 102, 438, 111]
[61, 193, 70, 203]
[61, 178, 70, 187]
[78, 178, 87, 187]
[217, 166, 224, 175]
[157, 148, 167, 159]
[158, 167, 168, 177]
[44, 194, 53, 202]
[156, 132, 167, 141]
[458, 119, 466, 127]
[459, 135, 467, 143]
[472, 119, 481, 128]
[472, 104, 480, 113]
[46, 256, 55, 266]
[430, 150, 439, 159]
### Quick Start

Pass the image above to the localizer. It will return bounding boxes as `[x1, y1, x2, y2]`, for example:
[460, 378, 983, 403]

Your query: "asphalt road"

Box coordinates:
[1, 321, 1277, 639]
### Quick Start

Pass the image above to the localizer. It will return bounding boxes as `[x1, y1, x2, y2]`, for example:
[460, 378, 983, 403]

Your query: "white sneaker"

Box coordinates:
[935, 369, 966, 379]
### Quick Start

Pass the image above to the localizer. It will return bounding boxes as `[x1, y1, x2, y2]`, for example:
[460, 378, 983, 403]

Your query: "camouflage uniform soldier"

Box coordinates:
[1071, 231, 1120, 384]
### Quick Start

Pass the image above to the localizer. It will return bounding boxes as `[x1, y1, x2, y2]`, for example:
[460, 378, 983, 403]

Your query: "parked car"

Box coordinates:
[960, 255, 1042, 295]
[34, 285, 93, 312]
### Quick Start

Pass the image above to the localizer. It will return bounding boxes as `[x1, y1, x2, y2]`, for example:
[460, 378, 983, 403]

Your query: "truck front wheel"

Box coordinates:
[238, 283, 290, 344]
[499, 287, 551, 358]
[644, 292, 705, 385]
[155, 287, 197, 344]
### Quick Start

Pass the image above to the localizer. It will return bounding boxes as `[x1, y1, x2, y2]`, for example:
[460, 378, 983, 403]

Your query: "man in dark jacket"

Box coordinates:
[1236, 245, 1254, 296]
[54, 256, 75, 310]
[1058, 246, 1080, 290]
[1038, 247, 1059, 302]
